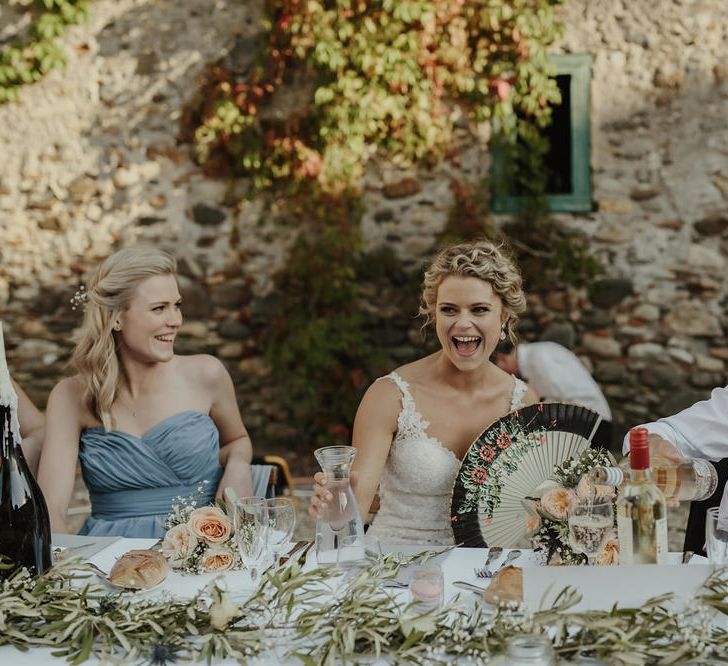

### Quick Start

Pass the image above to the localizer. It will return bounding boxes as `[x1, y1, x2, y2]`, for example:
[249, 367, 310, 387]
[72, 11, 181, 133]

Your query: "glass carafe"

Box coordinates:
[314, 445, 366, 568]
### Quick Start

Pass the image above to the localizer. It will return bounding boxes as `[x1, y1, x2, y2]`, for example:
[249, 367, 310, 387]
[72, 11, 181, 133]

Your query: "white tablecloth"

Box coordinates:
[0, 537, 716, 665]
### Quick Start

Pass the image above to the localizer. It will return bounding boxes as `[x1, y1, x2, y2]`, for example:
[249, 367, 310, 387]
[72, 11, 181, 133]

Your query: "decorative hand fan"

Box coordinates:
[451, 402, 602, 548]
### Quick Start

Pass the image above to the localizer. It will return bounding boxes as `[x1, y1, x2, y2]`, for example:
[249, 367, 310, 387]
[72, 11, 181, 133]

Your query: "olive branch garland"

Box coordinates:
[0, 556, 726, 665]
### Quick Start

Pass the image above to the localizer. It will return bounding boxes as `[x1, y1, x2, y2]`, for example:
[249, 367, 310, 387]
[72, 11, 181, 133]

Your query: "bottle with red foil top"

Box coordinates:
[616, 427, 668, 564]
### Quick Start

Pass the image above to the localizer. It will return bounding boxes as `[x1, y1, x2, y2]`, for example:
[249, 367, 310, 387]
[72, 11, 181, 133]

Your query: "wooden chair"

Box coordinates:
[251, 455, 295, 498]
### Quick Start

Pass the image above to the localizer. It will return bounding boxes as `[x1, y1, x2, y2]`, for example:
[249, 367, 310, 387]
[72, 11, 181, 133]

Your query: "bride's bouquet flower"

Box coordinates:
[160, 483, 241, 573]
[524, 448, 618, 566]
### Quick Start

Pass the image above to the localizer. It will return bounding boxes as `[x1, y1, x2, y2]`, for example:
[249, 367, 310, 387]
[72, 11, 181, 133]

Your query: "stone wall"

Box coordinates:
[2, 0, 727, 455]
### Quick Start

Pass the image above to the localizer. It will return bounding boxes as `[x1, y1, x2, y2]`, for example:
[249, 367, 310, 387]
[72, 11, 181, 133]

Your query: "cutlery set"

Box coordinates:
[474, 547, 521, 578]
[276, 540, 314, 567]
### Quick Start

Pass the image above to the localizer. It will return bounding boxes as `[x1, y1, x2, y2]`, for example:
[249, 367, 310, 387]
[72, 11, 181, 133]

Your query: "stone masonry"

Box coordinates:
[1, 0, 727, 468]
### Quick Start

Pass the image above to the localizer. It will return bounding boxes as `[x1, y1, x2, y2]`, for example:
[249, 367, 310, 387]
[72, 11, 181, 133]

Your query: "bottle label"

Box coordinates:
[655, 516, 668, 564]
[616, 514, 633, 565]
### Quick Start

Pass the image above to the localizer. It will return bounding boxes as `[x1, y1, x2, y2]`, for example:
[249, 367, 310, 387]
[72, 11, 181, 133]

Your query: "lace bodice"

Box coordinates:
[366, 371, 528, 545]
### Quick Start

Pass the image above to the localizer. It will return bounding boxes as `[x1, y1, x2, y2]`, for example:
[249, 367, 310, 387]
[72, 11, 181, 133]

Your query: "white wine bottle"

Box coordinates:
[616, 427, 668, 565]
[589, 457, 718, 502]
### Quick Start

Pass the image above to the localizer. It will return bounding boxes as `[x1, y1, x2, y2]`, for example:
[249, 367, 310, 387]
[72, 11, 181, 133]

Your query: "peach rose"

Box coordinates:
[161, 524, 198, 568]
[576, 476, 616, 501]
[540, 487, 576, 521]
[526, 512, 541, 534]
[522, 499, 541, 534]
[200, 546, 236, 573]
[188, 506, 232, 544]
[596, 538, 619, 566]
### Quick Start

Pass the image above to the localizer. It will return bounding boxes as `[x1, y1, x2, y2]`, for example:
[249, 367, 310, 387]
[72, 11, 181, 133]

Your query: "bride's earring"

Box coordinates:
[500, 324, 506, 341]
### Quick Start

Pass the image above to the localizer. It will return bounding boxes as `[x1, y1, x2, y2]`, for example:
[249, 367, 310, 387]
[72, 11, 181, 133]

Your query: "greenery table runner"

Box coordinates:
[0, 547, 726, 665]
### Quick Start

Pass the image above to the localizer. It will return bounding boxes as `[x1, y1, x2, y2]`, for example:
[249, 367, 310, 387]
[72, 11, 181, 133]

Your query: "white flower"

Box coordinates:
[208, 584, 242, 631]
[161, 524, 199, 568]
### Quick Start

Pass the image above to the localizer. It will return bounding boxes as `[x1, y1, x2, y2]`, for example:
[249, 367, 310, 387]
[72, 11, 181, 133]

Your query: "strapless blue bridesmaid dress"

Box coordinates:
[78, 411, 222, 538]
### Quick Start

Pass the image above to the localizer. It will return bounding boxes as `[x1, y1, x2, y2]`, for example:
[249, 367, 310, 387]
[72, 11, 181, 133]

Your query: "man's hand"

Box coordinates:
[647, 434, 684, 464]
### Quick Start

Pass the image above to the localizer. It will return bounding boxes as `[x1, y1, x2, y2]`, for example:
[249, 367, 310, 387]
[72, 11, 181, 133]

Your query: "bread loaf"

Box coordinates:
[108, 549, 169, 590]
[482, 565, 523, 604]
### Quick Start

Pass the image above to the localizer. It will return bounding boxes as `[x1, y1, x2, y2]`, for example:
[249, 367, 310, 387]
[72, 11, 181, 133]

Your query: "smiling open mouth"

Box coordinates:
[452, 335, 482, 355]
[154, 335, 175, 343]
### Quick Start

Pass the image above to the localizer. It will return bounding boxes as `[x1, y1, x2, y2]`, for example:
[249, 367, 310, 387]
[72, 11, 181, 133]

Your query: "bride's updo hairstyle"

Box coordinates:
[419, 239, 526, 343]
[71, 246, 177, 431]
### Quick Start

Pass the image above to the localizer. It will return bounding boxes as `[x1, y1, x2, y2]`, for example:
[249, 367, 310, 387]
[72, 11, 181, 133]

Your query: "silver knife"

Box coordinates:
[453, 580, 486, 594]
[278, 540, 309, 566]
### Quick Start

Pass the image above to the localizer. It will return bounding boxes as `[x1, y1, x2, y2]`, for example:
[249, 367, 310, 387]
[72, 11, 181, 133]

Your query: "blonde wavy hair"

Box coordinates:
[71, 246, 177, 431]
[419, 239, 526, 342]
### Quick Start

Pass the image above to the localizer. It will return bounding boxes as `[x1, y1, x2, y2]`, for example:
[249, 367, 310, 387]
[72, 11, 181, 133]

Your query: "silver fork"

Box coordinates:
[474, 546, 503, 578]
[479, 549, 522, 578]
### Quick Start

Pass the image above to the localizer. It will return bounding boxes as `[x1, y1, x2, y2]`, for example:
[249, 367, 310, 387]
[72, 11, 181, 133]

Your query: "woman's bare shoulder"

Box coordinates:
[390, 354, 437, 385]
[49, 375, 84, 403]
[522, 384, 540, 406]
[175, 354, 228, 384]
[47, 375, 96, 429]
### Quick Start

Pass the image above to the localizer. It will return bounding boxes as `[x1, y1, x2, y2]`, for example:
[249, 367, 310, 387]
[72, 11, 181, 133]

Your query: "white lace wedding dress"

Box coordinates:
[366, 371, 528, 545]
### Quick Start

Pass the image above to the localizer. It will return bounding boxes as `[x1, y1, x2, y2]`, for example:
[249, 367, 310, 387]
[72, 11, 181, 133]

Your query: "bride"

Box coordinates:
[38, 246, 253, 537]
[310, 240, 538, 544]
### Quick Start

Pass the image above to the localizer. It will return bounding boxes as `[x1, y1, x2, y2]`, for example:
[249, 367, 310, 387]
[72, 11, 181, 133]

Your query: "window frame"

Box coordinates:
[491, 53, 592, 214]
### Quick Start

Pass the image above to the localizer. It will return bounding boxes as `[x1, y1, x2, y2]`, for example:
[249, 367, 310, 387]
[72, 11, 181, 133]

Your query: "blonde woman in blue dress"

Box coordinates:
[310, 240, 539, 545]
[38, 247, 253, 537]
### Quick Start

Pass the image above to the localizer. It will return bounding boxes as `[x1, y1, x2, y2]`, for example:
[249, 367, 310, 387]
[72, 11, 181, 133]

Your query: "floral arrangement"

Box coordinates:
[524, 448, 618, 565]
[160, 488, 240, 573]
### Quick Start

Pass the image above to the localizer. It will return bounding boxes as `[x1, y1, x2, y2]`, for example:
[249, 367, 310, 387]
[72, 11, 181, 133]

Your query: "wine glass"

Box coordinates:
[233, 497, 269, 586]
[568, 496, 613, 565]
[266, 497, 296, 570]
[706, 507, 728, 565]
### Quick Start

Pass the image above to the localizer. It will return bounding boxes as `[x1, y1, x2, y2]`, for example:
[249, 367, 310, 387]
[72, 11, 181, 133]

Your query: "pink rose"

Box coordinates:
[540, 487, 576, 521]
[161, 524, 198, 568]
[200, 546, 236, 572]
[596, 538, 619, 566]
[188, 506, 232, 544]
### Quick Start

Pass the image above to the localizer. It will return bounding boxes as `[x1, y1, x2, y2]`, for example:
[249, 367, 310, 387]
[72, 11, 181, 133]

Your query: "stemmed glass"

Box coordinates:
[706, 507, 728, 565]
[233, 497, 269, 586]
[266, 497, 296, 570]
[568, 496, 613, 565]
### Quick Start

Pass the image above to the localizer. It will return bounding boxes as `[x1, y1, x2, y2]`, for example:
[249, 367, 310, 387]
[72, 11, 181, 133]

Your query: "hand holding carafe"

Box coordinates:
[312, 446, 366, 569]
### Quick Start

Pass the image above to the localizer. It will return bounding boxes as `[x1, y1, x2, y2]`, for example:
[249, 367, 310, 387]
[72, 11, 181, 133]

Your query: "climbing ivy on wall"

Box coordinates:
[186, 0, 564, 197]
[0, 0, 90, 103]
[181, 0, 572, 445]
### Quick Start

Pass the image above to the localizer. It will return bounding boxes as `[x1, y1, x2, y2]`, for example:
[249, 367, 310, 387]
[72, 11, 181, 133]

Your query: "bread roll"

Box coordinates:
[482, 565, 523, 604]
[108, 549, 169, 590]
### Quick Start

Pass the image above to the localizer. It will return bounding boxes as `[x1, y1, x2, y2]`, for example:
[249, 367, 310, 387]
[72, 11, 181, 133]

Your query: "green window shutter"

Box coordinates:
[492, 53, 592, 214]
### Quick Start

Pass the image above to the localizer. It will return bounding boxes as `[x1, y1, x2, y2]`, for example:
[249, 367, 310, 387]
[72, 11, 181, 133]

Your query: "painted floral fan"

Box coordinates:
[451, 402, 602, 548]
